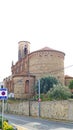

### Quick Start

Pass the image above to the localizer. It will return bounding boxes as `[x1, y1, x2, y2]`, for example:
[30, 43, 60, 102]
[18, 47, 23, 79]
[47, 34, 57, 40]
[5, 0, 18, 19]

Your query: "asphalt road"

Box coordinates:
[2, 113, 73, 130]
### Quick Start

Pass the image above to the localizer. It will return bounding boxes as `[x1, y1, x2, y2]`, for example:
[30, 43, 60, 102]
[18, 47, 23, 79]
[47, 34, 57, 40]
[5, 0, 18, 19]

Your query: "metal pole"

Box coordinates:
[28, 73, 31, 116]
[38, 79, 41, 117]
[2, 99, 4, 130]
[38, 79, 40, 100]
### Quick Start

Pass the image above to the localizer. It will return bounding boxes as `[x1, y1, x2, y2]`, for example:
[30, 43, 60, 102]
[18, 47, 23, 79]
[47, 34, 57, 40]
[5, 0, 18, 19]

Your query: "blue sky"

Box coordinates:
[0, 0, 73, 81]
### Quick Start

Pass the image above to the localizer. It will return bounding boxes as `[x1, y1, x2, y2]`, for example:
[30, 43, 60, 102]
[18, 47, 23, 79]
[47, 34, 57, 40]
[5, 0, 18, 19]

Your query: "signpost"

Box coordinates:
[0, 88, 8, 129]
[0, 88, 8, 99]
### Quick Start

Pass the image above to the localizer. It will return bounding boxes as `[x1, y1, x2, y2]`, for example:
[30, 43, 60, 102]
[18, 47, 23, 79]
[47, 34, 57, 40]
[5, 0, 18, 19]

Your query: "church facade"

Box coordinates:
[4, 41, 65, 99]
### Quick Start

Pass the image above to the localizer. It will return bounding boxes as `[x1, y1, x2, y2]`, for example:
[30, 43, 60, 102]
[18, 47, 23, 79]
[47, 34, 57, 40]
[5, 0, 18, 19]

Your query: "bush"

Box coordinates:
[47, 84, 71, 100]
[0, 116, 17, 130]
[69, 80, 73, 89]
[0, 116, 8, 129]
[35, 76, 59, 94]
[33, 94, 48, 101]
[3, 121, 14, 130]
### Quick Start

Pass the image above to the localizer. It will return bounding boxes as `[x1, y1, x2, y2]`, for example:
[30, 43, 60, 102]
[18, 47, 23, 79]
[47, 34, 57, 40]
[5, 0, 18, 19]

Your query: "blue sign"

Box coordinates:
[0, 88, 8, 100]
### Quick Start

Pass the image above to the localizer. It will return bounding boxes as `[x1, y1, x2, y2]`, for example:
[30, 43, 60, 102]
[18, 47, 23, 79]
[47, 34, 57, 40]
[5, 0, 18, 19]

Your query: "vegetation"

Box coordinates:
[69, 80, 73, 89]
[0, 116, 8, 129]
[0, 116, 16, 130]
[47, 84, 71, 100]
[3, 121, 14, 130]
[33, 94, 48, 101]
[35, 76, 59, 94]
[33, 84, 71, 101]
[34, 76, 72, 101]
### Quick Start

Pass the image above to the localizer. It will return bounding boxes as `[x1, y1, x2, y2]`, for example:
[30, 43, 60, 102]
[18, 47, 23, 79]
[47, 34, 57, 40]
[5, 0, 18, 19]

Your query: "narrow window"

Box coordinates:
[25, 80, 29, 93]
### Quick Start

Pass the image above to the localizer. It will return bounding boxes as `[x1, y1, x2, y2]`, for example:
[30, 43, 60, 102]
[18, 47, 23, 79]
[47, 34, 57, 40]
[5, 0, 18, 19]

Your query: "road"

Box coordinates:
[2, 113, 73, 130]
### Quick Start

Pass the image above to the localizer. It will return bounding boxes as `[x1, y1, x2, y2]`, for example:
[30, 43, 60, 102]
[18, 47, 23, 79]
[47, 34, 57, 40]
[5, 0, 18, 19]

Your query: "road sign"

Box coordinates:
[0, 88, 8, 100]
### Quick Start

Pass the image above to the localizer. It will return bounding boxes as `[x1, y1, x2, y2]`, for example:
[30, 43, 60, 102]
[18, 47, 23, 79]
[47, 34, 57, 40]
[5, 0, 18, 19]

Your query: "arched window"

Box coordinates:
[25, 80, 29, 93]
[24, 45, 28, 55]
[18, 50, 21, 60]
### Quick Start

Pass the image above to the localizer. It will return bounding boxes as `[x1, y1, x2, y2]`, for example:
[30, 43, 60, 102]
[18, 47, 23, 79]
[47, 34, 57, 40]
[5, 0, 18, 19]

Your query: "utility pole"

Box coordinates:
[38, 79, 41, 117]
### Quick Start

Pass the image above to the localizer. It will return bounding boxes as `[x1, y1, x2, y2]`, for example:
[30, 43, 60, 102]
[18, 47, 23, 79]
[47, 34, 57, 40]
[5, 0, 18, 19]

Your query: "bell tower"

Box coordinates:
[18, 41, 30, 61]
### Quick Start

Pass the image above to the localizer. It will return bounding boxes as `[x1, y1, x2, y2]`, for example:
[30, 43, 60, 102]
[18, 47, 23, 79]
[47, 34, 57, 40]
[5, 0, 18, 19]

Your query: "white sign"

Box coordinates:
[0, 88, 8, 100]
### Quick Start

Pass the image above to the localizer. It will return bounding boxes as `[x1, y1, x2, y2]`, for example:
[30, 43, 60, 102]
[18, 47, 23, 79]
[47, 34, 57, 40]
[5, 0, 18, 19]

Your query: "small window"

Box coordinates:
[25, 80, 29, 93]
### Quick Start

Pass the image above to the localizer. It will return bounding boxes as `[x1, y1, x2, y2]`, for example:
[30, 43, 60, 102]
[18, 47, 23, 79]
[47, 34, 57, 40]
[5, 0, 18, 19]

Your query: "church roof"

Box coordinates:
[40, 47, 54, 51]
[65, 75, 73, 79]
[30, 46, 65, 56]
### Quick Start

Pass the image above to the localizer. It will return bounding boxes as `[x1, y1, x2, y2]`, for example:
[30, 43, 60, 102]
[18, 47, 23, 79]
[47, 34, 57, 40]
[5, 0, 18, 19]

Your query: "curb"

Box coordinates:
[14, 124, 28, 130]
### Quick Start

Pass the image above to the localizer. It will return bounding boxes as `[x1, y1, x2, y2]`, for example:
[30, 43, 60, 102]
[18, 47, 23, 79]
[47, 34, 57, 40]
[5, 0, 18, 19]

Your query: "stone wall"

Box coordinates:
[13, 76, 25, 99]
[1, 100, 73, 122]
[13, 75, 35, 99]
[29, 50, 65, 84]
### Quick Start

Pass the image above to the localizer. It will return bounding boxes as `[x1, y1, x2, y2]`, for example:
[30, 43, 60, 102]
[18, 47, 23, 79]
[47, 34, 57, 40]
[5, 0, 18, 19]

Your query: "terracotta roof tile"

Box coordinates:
[40, 47, 54, 51]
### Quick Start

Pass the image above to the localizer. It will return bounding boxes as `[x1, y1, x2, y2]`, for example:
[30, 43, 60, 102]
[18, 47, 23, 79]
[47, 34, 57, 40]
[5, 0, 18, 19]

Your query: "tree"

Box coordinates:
[35, 76, 59, 94]
[47, 84, 71, 100]
[69, 80, 73, 89]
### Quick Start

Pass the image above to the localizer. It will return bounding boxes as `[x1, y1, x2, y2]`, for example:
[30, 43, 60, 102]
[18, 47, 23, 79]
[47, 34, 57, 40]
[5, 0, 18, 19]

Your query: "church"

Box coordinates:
[4, 41, 66, 99]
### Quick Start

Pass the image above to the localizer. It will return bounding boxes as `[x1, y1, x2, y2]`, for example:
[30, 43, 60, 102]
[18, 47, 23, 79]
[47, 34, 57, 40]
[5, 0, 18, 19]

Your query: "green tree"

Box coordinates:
[69, 80, 73, 89]
[35, 76, 59, 94]
[47, 84, 71, 100]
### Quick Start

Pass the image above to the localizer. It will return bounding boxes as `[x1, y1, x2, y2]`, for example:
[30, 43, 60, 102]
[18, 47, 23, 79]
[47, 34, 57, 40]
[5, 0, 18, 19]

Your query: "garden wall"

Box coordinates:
[0, 100, 73, 121]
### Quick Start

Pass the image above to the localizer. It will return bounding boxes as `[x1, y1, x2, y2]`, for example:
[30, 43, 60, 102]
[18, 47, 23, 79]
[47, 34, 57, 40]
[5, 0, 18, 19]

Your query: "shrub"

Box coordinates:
[35, 76, 59, 94]
[3, 121, 14, 130]
[0, 116, 16, 130]
[47, 84, 71, 100]
[0, 116, 8, 129]
[69, 80, 73, 89]
[33, 94, 48, 101]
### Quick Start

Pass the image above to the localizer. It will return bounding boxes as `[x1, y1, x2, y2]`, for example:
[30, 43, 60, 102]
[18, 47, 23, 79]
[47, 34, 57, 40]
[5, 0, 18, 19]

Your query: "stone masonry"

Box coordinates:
[4, 41, 65, 99]
[2, 100, 73, 122]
